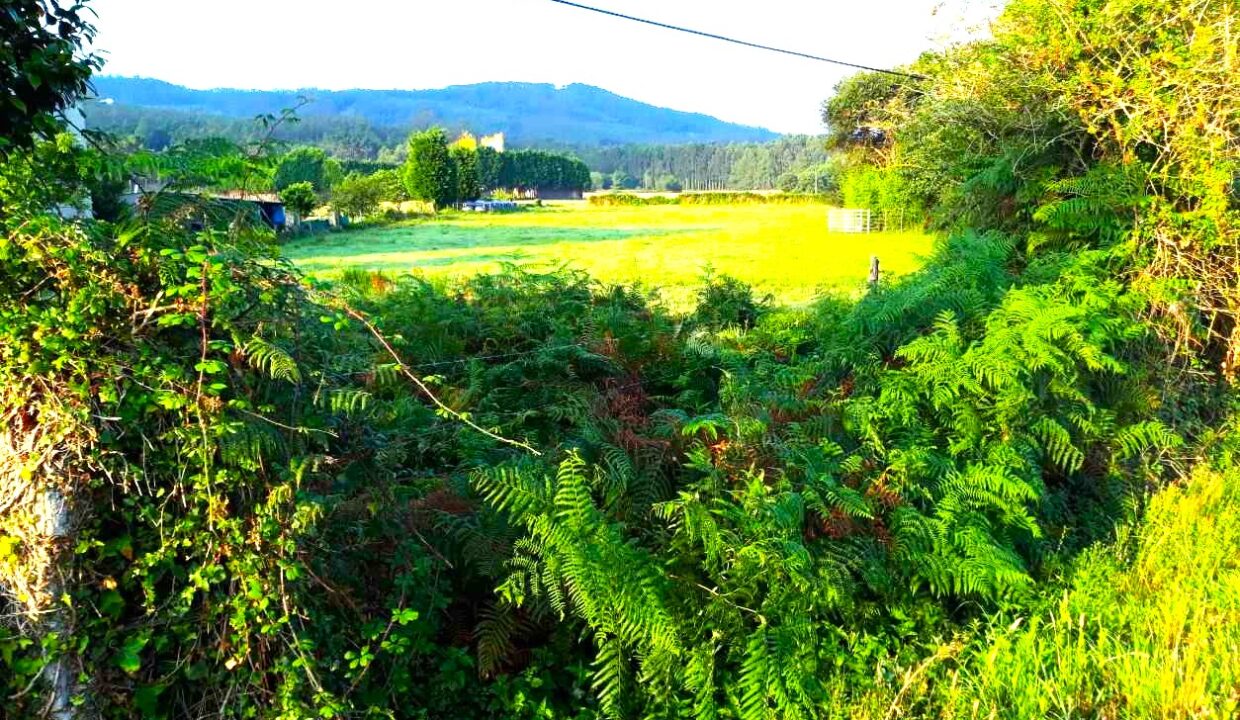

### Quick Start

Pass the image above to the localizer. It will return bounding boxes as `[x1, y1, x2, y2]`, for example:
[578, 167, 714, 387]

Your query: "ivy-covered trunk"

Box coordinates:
[0, 400, 93, 718]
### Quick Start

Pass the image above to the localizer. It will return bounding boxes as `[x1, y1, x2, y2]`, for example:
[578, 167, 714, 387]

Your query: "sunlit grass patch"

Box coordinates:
[283, 202, 934, 309]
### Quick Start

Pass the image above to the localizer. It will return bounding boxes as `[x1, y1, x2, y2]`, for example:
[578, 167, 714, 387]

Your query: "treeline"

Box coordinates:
[588, 191, 831, 206]
[563, 135, 834, 192]
[380, 129, 592, 211]
[496, 149, 593, 193]
[89, 77, 780, 146]
[85, 102, 833, 193]
[113, 128, 592, 219]
[84, 101, 412, 160]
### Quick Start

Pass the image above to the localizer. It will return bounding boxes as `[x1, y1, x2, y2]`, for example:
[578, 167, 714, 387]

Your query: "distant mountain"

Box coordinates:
[89, 77, 780, 147]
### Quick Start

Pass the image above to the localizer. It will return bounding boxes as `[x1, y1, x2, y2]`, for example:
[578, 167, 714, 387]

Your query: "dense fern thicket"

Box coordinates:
[0, 221, 1181, 718]
[3, 0, 1240, 718]
[0, 204, 711, 716]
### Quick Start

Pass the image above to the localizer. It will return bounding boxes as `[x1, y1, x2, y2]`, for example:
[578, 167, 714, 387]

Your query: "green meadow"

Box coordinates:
[283, 202, 933, 307]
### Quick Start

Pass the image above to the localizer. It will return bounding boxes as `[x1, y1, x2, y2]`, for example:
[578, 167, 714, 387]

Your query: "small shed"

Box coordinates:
[209, 191, 287, 230]
[123, 189, 287, 232]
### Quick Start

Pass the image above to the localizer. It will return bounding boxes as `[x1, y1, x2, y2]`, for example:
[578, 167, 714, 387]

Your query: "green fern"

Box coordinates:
[591, 634, 627, 719]
[244, 336, 302, 383]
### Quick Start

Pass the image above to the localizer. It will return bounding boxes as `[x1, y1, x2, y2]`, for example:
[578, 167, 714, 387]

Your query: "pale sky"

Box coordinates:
[88, 1, 1000, 135]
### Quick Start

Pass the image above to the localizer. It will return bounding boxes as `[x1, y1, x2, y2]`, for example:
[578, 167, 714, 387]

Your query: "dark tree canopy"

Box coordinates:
[567, 136, 831, 191]
[475, 146, 503, 192]
[273, 146, 340, 192]
[497, 150, 591, 193]
[0, 0, 99, 153]
[451, 145, 482, 203]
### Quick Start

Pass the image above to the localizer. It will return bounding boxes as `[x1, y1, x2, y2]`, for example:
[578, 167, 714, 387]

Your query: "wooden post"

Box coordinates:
[869, 255, 880, 289]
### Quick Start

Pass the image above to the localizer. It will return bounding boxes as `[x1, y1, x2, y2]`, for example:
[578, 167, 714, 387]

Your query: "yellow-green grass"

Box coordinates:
[942, 463, 1240, 719]
[836, 460, 1240, 720]
[283, 202, 933, 308]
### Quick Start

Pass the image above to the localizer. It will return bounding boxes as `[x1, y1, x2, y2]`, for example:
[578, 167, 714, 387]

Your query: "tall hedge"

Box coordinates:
[401, 128, 458, 210]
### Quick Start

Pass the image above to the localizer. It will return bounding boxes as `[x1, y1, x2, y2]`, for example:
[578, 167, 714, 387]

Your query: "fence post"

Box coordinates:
[869, 255, 880, 289]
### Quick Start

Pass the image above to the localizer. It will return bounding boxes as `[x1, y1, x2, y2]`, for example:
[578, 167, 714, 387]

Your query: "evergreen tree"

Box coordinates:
[476, 146, 504, 192]
[451, 145, 481, 203]
[402, 128, 458, 210]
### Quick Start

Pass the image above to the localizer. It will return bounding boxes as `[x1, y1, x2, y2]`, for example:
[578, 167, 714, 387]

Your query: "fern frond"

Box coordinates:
[475, 602, 519, 678]
[592, 634, 627, 719]
[244, 336, 302, 383]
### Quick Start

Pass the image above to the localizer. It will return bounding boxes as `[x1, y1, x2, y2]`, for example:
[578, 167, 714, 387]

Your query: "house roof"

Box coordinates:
[205, 190, 283, 204]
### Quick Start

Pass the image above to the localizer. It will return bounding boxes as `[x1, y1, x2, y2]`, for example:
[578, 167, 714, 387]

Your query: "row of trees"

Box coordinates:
[88, 101, 834, 195]
[569, 135, 834, 191]
[130, 136, 840, 231]
[242, 134, 592, 221]
[401, 128, 591, 210]
[85, 101, 416, 159]
[206, 132, 841, 227]
[214, 135, 830, 224]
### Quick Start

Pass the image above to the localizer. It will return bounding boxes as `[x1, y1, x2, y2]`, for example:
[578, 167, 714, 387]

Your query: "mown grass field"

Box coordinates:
[284, 202, 933, 307]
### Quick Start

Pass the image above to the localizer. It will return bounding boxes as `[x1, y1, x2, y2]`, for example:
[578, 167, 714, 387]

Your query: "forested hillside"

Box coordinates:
[565, 136, 833, 192]
[87, 95, 831, 192]
[3, 0, 1240, 719]
[87, 77, 780, 150]
[85, 78, 823, 192]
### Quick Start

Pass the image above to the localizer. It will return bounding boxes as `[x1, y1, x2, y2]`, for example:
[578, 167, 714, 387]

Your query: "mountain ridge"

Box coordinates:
[89, 76, 781, 147]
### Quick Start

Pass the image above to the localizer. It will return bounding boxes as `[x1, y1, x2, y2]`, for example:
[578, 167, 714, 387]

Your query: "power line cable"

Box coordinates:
[547, 0, 928, 80]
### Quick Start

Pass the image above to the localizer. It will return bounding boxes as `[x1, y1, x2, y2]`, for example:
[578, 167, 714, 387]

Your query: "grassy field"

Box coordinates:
[284, 202, 934, 307]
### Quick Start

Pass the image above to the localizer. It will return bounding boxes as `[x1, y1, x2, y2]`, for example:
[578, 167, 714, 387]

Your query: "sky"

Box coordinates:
[88, 0, 1001, 135]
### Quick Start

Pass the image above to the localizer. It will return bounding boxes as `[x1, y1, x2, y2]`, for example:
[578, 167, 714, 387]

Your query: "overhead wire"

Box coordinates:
[546, 0, 928, 80]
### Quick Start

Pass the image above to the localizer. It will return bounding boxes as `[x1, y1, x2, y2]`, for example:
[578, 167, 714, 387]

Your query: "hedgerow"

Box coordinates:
[588, 192, 832, 207]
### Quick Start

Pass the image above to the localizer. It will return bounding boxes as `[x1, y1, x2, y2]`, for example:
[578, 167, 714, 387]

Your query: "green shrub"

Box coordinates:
[691, 273, 767, 330]
[967, 460, 1240, 717]
[331, 171, 387, 219]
